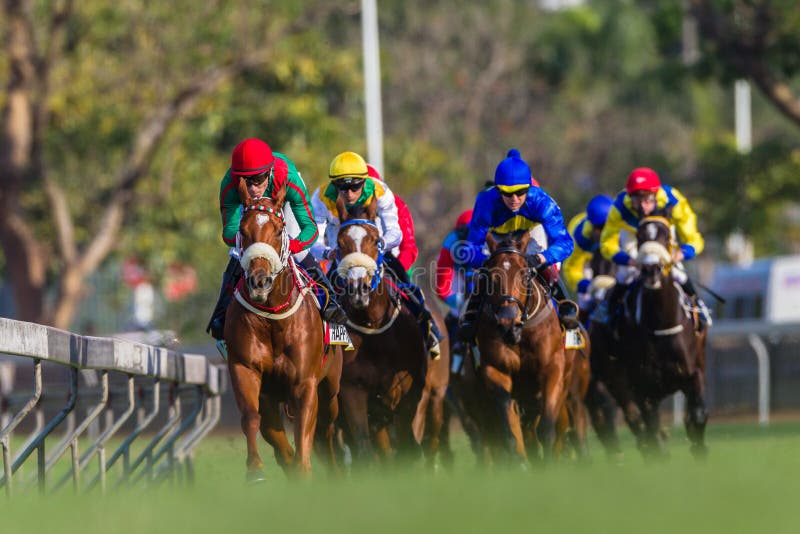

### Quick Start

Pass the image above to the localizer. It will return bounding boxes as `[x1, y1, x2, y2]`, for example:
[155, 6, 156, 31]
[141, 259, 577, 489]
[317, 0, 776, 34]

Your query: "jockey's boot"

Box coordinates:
[680, 278, 713, 328]
[400, 284, 443, 360]
[547, 272, 580, 330]
[458, 287, 483, 343]
[206, 257, 243, 341]
[591, 281, 627, 335]
[299, 254, 349, 324]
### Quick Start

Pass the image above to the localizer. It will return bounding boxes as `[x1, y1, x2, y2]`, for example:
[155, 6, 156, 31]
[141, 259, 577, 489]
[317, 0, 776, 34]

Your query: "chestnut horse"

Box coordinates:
[473, 230, 569, 466]
[590, 216, 708, 459]
[562, 326, 591, 460]
[225, 182, 342, 480]
[332, 199, 449, 468]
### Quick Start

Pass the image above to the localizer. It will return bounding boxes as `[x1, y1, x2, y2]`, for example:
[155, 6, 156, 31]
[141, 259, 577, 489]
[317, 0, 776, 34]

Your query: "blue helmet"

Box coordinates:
[494, 149, 532, 193]
[586, 194, 614, 226]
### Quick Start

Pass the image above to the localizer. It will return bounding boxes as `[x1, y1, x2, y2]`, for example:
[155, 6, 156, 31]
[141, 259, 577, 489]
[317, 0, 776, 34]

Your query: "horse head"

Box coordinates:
[335, 197, 381, 309]
[236, 179, 288, 303]
[636, 216, 674, 290]
[483, 230, 542, 345]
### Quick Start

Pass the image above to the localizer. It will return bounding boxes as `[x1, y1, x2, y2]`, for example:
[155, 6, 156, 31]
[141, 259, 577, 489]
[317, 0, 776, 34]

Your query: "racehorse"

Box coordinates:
[332, 198, 449, 467]
[590, 216, 708, 459]
[472, 230, 569, 466]
[581, 251, 625, 460]
[561, 325, 591, 460]
[225, 182, 342, 480]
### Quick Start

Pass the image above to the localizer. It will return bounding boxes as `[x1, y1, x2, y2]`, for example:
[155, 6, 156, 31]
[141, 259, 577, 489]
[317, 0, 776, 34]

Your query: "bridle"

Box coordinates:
[484, 245, 545, 323]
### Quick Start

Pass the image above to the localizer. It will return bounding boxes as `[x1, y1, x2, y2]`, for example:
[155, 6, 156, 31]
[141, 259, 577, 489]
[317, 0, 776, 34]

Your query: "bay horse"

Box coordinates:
[332, 198, 449, 468]
[562, 325, 591, 461]
[590, 216, 708, 459]
[225, 180, 342, 480]
[473, 230, 569, 466]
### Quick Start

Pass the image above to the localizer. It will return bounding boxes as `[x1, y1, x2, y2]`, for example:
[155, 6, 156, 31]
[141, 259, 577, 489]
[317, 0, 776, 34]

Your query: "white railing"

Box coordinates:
[0, 317, 225, 495]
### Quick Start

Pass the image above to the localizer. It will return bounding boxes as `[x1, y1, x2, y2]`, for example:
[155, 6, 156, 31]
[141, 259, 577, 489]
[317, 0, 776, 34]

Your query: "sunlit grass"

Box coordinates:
[3, 422, 800, 534]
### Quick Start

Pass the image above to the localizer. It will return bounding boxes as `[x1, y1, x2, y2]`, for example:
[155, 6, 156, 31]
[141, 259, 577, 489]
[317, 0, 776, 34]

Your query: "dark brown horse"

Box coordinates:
[561, 325, 591, 460]
[225, 181, 342, 480]
[332, 199, 449, 467]
[590, 216, 708, 459]
[472, 230, 569, 466]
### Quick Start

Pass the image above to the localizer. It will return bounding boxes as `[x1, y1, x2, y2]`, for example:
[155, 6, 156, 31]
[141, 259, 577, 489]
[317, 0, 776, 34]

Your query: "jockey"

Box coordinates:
[459, 149, 578, 340]
[311, 151, 443, 359]
[562, 194, 614, 312]
[435, 209, 474, 315]
[206, 138, 347, 346]
[597, 166, 712, 325]
[366, 164, 419, 278]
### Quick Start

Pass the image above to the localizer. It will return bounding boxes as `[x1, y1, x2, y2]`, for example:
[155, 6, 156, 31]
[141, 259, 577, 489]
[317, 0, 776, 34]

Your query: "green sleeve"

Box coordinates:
[219, 169, 241, 246]
[280, 156, 319, 250]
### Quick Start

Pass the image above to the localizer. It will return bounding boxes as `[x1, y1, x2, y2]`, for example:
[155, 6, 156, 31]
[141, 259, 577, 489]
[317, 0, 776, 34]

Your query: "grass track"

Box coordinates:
[3, 421, 799, 534]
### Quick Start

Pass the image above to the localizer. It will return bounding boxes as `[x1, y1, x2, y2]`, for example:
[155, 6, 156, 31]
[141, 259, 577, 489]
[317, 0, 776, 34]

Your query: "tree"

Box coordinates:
[0, 0, 345, 328]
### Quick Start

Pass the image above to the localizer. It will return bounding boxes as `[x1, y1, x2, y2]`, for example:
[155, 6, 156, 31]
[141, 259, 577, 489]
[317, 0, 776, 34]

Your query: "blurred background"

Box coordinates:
[2, 0, 799, 421]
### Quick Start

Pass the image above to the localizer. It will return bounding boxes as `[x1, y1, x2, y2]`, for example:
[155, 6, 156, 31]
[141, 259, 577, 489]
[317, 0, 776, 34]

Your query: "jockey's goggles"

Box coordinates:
[242, 167, 272, 187]
[334, 178, 366, 192]
[499, 186, 530, 199]
[631, 191, 656, 203]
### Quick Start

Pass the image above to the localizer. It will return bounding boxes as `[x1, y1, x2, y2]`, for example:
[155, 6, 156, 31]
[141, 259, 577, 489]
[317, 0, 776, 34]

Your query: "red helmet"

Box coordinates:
[626, 167, 661, 194]
[455, 209, 473, 229]
[231, 138, 274, 176]
[366, 163, 382, 181]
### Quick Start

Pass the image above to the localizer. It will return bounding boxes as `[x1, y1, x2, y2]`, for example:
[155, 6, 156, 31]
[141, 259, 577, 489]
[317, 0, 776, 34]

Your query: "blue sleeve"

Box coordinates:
[530, 190, 573, 265]
[465, 192, 492, 268]
[573, 219, 596, 253]
[680, 244, 696, 260]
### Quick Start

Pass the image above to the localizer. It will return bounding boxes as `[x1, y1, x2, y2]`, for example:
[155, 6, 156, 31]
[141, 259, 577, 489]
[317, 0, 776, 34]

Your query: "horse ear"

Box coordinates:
[272, 181, 287, 207]
[486, 232, 499, 252]
[237, 177, 251, 206]
[366, 197, 378, 221]
[517, 230, 531, 252]
[336, 195, 348, 222]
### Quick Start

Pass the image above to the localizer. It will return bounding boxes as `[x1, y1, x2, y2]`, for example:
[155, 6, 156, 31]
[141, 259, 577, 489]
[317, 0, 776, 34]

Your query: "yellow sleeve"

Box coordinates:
[562, 213, 590, 293]
[562, 248, 592, 294]
[669, 187, 704, 256]
[600, 207, 626, 261]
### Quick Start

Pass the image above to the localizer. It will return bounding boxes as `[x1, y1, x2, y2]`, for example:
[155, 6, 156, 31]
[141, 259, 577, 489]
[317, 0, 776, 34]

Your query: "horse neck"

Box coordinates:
[264, 264, 297, 308]
[634, 274, 683, 327]
[348, 278, 394, 325]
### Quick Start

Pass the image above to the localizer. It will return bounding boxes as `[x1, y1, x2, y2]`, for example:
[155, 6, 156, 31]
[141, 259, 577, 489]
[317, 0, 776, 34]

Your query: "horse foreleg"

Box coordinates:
[229, 362, 266, 481]
[423, 386, 446, 471]
[292, 378, 319, 477]
[258, 390, 295, 474]
[638, 397, 668, 461]
[539, 363, 567, 463]
[684, 370, 709, 460]
[483, 365, 526, 465]
[585, 379, 622, 461]
[339, 385, 374, 465]
[313, 377, 341, 476]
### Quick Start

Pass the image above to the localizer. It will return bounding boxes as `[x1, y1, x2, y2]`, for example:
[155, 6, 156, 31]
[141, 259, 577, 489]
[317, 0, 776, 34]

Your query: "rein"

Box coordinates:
[235, 202, 310, 320]
[485, 246, 546, 323]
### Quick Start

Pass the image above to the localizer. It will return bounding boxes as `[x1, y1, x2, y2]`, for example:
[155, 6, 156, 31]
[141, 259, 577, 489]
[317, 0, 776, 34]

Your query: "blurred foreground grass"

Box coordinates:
[3, 421, 799, 534]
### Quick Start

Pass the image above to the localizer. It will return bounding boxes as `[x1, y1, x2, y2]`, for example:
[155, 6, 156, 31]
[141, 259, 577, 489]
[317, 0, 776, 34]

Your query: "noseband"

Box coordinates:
[238, 203, 290, 279]
[336, 218, 385, 291]
[485, 246, 544, 323]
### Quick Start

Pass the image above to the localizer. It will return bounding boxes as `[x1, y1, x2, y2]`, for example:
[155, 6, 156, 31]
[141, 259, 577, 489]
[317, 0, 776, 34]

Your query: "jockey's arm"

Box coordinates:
[531, 189, 574, 265]
[219, 169, 242, 246]
[670, 188, 705, 260]
[395, 197, 419, 271]
[310, 191, 335, 260]
[465, 193, 493, 268]
[282, 165, 318, 253]
[600, 207, 634, 265]
[376, 187, 402, 251]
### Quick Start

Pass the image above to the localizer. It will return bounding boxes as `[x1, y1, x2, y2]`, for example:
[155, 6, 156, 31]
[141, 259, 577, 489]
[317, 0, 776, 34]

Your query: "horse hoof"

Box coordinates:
[690, 444, 708, 461]
[246, 469, 267, 484]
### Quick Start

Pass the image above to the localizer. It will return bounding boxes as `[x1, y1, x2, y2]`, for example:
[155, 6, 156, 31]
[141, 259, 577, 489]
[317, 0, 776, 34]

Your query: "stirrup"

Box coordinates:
[215, 339, 228, 361]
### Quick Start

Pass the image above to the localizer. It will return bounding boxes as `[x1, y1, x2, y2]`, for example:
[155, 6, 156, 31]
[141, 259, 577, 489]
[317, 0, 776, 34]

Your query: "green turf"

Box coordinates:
[3, 422, 799, 534]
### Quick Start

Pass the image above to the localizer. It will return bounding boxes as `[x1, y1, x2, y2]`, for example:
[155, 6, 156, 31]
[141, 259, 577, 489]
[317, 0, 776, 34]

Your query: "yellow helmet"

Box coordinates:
[329, 151, 368, 180]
